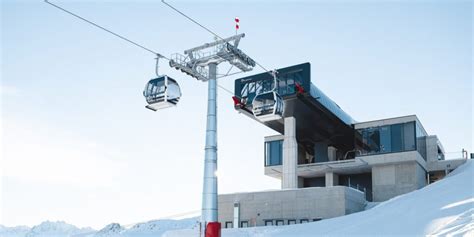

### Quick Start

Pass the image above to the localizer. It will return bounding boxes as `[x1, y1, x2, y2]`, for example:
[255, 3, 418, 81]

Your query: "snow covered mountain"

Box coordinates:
[0, 221, 95, 237]
[2, 160, 472, 237]
[87, 218, 199, 237]
[0, 218, 199, 237]
[0, 225, 30, 237]
[93, 223, 125, 237]
[119, 218, 199, 237]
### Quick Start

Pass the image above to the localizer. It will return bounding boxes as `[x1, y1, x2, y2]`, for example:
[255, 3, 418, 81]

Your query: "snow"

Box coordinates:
[1, 160, 472, 237]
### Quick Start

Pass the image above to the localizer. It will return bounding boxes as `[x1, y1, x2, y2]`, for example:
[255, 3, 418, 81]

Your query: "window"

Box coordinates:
[313, 218, 322, 222]
[255, 81, 263, 95]
[365, 128, 380, 154]
[380, 126, 391, 152]
[275, 220, 284, 226]
[357, 122, 417, 156]
[286, 78, 295, 94]
[278, 80, 287, 95]
[265, 140, 283, 166]
[415, 122, 426, 159]
[264, 220, 273, 226]
[300, 219, 309, 224]
[405, 122, 416, 151]
[240, 221, 249, 228]
[288, 220, 296, 225]
[248, 82, 255, 94]
[225, 222, 233, 228]
[240, 83, 249, 98]
[391, 123, 403, 152]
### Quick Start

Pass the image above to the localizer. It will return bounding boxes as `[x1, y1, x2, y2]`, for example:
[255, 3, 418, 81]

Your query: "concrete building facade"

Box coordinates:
[219, 63, 469, 228]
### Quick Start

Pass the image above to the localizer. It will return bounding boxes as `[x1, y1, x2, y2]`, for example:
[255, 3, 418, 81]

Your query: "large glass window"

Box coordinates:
[391, 123, 403, 152]
[380, 126, 391, 153]
[357, 122, 418, 156]
[237, 69, 305, 106]
[416, 122, 427, 160]
[265, 140, 283, 166]
[404, 122, 416, 151]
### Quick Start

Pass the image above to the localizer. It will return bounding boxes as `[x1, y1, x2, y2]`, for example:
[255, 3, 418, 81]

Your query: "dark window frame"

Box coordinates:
[275, 220, 284, 226]
[264, 220, 273, 226]
[264, 140, 283, 166]
[224, 221, 233, 228]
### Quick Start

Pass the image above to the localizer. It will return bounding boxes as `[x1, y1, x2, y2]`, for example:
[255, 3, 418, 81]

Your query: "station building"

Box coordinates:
[218, 62, 469, 228]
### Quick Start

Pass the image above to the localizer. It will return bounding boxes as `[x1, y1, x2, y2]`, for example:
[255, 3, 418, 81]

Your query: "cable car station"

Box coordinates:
[218, 62, 469, 228]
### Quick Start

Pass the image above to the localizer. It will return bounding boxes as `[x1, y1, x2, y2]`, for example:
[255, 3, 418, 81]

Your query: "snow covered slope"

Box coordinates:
[165, 160, 474, 236]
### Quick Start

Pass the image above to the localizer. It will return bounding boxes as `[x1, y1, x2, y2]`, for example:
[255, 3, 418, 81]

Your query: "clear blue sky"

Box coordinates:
[1, 0, 472, 229]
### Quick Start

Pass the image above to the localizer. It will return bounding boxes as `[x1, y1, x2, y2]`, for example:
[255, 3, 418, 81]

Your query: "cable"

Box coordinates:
[45, 0, 237, 95]
[161, 0, 223, 41]
[161, 0, 273, 76]
[44, 0, 167, 59]
[217, 83, 234, 95]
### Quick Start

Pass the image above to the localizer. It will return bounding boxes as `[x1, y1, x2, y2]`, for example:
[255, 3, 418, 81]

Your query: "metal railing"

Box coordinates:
[444, 149, 470, 160]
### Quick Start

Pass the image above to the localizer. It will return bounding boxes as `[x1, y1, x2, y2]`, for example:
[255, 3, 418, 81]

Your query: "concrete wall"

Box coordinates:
[372, 161, 426, 202]
[426, 135, 440, 163]
[218, 186, 366, 227]
[325, 172, 339, 187]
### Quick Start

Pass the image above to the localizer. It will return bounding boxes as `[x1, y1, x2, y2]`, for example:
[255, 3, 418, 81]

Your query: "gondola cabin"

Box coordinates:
[252, 91, 284, 122]
[143, 76, 181, 111]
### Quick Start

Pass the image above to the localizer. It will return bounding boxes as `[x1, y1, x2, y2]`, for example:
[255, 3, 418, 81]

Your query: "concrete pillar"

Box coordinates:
[325, 172, 339, 187]
[328, 146, 337, 162]
[282, 117, 298, 189]
[314, 142, 329, 163]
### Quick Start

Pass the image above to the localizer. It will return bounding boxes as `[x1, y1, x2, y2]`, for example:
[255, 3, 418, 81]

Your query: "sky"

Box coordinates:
[1, 0, 472, 230]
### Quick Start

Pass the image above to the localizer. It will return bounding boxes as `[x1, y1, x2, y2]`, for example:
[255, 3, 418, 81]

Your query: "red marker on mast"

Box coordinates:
[235, 17, 239, 34]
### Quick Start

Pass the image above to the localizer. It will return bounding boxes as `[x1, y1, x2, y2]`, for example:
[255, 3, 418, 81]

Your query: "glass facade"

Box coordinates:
[357, 122, 417, 156]
[265, 140, 283, 166]
[238, 69, 305, 106]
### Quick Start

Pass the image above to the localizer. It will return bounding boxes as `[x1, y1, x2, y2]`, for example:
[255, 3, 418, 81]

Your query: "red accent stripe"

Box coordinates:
[232, 96, 241, 106]
[295, 83, 305, 94]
